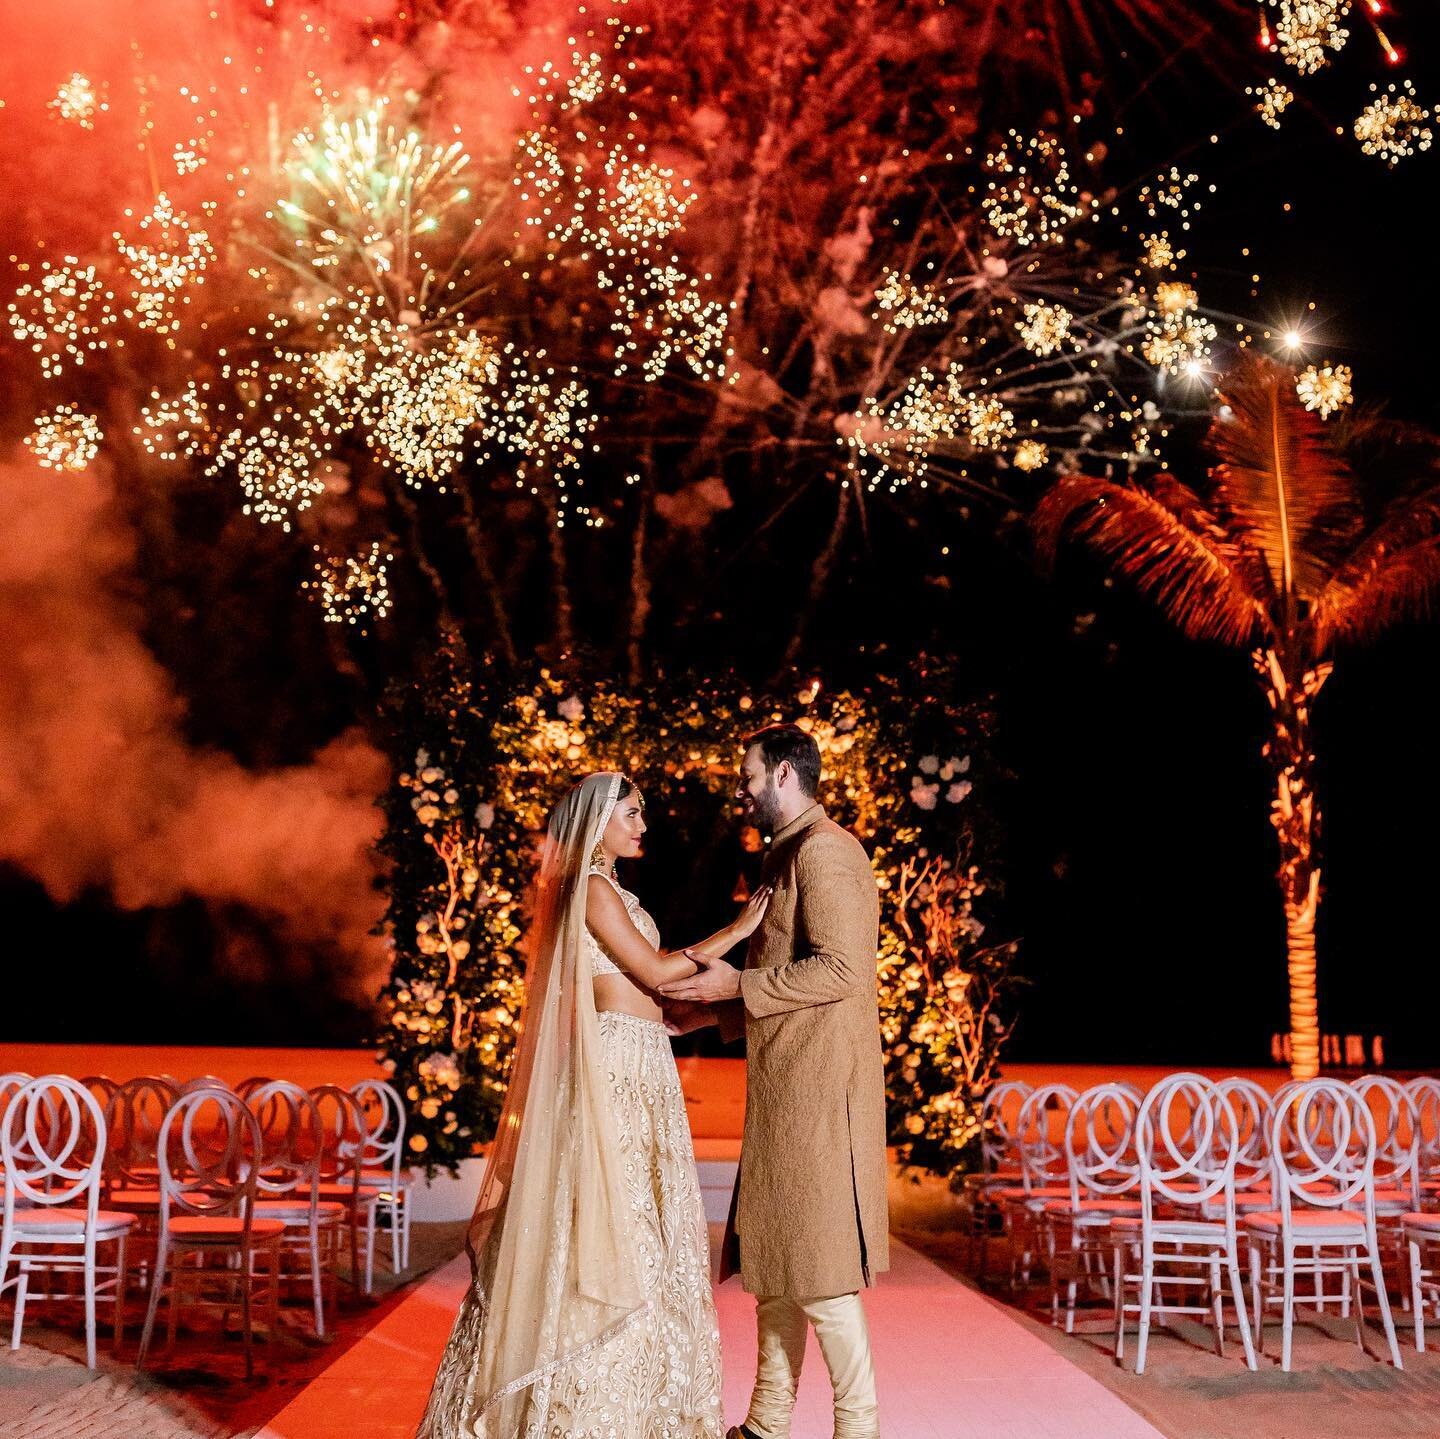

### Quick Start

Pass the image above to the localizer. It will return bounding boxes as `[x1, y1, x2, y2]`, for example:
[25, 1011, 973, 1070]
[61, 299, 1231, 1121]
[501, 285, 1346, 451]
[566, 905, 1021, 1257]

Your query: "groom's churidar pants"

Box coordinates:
[744, 1292, 879, 1439]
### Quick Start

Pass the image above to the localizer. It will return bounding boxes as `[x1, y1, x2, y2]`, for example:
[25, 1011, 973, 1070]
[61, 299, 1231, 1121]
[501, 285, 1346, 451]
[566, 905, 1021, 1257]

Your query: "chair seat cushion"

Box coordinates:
[1403, 1211, 1440, 1231]
[1044, 1198, 1142, 1216]
[360, 1168, 409, 1184]
[108, 1188, 163, 1208]
[170, 1215, 288, 1238]
[1243, 1208, 1366, 1234]
[996, 1185, 1070, 1201]
[13, 1207, 135, 1232]
[253, 1199, 347, 1219]
[315, 1183, 384, 1201]
[1373, 1187, 1415, 1206]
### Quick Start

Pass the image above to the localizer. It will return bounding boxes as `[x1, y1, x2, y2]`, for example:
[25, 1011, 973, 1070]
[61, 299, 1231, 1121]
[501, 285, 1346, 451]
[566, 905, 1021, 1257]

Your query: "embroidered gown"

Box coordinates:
[417, 873, 724, 1439]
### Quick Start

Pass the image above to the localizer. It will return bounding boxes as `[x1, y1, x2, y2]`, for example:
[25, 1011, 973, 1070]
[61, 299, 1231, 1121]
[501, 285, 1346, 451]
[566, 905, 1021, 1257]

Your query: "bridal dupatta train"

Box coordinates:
[416, 772, 723, 1439]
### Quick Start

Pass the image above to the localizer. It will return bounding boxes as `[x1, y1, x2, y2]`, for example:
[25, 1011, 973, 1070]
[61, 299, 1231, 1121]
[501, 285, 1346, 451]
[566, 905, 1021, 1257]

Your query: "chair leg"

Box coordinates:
[1135, 1256, 1155, 1375]
[1227, 1253, 1258, 1371]
[241, 1241, 254, 1382]
[113, 1234, 128, 1352]
[309, 1229, 326, 1338]
[10, 1266, 28, 1351]
[137, 1237, 170, 1369]
[1410, 1238, 1426, 1352]
[364, 1208, 376, 1296]
[1249, 1240, 1265, 1358]
[1112, 1242, 1127, 1363]
[82, 1239, 98, 1370]
[1368, 1241, 1404, 1370]
[1280, 1246, 1296, 1373]
[1208, 1254, 1225, 1357]
[401, 1194, 411, 1270]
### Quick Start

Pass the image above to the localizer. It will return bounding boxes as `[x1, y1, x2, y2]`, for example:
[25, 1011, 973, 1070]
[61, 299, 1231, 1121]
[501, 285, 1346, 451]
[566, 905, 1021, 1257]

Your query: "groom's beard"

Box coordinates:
[751, 781, 783, 835]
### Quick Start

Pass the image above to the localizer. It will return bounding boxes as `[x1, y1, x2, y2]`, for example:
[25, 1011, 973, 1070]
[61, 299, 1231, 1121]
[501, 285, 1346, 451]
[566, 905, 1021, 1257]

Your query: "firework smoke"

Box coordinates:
[0, 448, 390, 1000]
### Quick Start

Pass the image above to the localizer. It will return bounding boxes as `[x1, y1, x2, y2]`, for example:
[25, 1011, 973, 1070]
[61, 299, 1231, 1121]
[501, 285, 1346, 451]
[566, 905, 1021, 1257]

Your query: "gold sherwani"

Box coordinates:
[717, 802, 890, 1300]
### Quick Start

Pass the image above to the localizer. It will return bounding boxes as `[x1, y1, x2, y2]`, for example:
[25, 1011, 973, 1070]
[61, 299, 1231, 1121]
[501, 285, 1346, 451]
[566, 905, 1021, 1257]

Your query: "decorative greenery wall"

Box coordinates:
[378, 635, 1021, 1178]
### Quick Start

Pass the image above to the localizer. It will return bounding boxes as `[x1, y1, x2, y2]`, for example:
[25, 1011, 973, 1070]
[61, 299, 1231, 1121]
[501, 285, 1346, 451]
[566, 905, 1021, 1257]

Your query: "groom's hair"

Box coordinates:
[743, 724, 820, 797]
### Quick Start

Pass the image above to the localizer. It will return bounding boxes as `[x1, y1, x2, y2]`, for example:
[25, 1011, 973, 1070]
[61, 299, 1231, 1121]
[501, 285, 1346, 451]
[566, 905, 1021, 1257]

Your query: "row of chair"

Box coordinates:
[0, 1072, 415, 1375]
[962, 1073, 1440, 1373]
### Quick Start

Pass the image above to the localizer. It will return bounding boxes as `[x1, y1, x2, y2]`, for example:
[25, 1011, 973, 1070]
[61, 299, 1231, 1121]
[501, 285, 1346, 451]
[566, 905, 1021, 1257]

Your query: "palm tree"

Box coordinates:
[1034, 353, 1440, 1078]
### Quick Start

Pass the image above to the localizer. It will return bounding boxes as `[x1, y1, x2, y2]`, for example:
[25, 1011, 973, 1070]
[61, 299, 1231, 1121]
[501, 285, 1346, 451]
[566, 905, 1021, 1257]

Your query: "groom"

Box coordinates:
[661, 724, 888, 1439]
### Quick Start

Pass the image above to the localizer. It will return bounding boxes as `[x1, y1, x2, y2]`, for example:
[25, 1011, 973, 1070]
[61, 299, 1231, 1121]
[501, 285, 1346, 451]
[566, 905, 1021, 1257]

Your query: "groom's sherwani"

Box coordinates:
[716, 801, 889, 1300]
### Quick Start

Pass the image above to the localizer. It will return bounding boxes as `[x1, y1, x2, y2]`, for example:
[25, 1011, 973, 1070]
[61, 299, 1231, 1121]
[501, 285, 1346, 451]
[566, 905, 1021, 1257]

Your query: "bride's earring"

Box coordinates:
[591, 841, 607, 872]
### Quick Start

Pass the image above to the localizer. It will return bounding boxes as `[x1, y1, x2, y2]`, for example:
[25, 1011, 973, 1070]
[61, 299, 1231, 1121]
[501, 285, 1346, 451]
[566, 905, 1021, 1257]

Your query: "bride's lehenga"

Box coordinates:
[417, 870, 724, 1439]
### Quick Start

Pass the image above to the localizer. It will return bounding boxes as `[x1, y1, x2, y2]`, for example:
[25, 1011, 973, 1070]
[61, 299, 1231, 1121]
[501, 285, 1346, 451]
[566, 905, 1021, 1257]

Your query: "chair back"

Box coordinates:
[1137, 1073, 1241, 1232]
[1407, 1075, 1440, 1183]
[235, 1076, 273, 1102]
[155, 1088, 262, 1233]
[1012, 1083, 1078, 1193]
[1268, 1079, 1377, 1223]
[1062, 1082, 1140, 1205]
[79, 1075, 121, 1108]
[1352, 1073, 1420, 1206]
[350, 1079, 407, 1184]
[1214, 1077, 1273, 1191]
[0, 1072, 33, 1128]
[309, 1084, 366, 1194]
[1, 1076, 106, 1225]
[246, 1080, 322, 1212]
[178, 1075, 233, 1096]
[103, 1076, 179, 1189]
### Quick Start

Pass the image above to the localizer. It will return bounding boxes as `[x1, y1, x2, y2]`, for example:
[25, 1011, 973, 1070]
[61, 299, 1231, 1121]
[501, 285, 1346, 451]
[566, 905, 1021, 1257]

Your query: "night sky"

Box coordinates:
[4, 2, 1439, 1068]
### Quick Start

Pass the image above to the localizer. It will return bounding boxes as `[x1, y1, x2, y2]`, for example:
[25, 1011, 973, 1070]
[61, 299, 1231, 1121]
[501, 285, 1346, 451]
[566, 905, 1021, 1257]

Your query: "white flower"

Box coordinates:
[558, 695, 584, 721]
[939, 763, 954, 781]
[918, 754, 939, 774]
[443, 788, 459, 804]
[946, 780, 972, 804]
[476, 802, 496, 830]
[416, 803, 441, 826]
[950, 755, 970, 773]
[420, 766, 444, 784]
[415, 748, 430, 768]
[913, 783, 939, 811]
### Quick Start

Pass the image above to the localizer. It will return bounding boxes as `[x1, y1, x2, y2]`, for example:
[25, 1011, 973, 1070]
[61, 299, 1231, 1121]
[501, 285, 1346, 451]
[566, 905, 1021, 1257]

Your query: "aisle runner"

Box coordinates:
[255, 1241, 1164, 1439]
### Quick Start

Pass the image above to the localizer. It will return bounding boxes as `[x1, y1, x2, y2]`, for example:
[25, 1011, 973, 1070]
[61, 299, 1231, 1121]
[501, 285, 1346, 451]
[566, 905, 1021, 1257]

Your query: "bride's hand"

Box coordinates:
[730, 884, 773, 941]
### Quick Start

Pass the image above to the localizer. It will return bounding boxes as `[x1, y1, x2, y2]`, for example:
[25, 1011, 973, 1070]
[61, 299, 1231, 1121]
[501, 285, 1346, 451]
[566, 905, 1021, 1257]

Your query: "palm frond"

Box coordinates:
[1311, 486, 1440, 647]
[1033, 474, 1269, 646]
[1208, 352, 1359, 603]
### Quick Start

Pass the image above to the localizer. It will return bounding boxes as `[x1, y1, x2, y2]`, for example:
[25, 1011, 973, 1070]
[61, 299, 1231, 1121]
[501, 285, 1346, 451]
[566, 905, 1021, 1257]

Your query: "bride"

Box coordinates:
[417, 771, 770, 1439]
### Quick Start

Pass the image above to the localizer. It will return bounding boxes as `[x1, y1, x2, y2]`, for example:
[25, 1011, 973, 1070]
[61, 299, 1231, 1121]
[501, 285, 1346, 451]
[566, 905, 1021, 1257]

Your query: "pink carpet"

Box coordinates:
[254, 1240, 1164, 1439]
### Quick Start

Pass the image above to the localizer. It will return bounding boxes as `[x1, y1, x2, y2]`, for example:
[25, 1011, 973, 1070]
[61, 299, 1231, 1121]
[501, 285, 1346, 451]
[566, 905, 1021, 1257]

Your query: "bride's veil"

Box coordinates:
[446, 771, 648, 1432]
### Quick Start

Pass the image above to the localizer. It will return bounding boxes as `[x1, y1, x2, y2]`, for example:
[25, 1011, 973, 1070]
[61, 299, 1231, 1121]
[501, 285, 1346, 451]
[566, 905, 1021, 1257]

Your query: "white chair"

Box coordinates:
[103, 1076, 179, 1199]
[1243, 1078, 1403, 1370]
[1112, 1073, 1257, 1373]
[1353, 1075, 1420, 1211]
[350, 1079, 414, 1274]
[1406, 1076, 1440, 1203]
[310, 1084, 380, 1297]
[1043, 1083, 1141, 1331]
[137, 1087, 284, 1378]
[247, 1081, 344, 1337]
[1401, 1076, 1440, 1349]
[1, 1075, 136, 1368]
[997, 1083, 1077, 1288]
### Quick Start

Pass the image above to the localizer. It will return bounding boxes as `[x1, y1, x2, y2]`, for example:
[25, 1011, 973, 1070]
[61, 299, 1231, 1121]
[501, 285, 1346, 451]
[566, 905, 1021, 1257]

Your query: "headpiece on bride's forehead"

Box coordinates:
[596, 770, 628, 835]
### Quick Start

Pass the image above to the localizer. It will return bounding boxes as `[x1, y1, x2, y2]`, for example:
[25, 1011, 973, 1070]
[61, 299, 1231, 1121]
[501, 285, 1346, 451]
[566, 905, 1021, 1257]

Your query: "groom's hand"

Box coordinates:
[661, 950, 742, 1003]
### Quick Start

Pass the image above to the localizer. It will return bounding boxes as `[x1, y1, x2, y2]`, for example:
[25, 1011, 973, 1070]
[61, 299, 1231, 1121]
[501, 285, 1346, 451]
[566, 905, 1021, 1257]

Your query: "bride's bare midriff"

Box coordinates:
[593, 971, 664, 1022]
